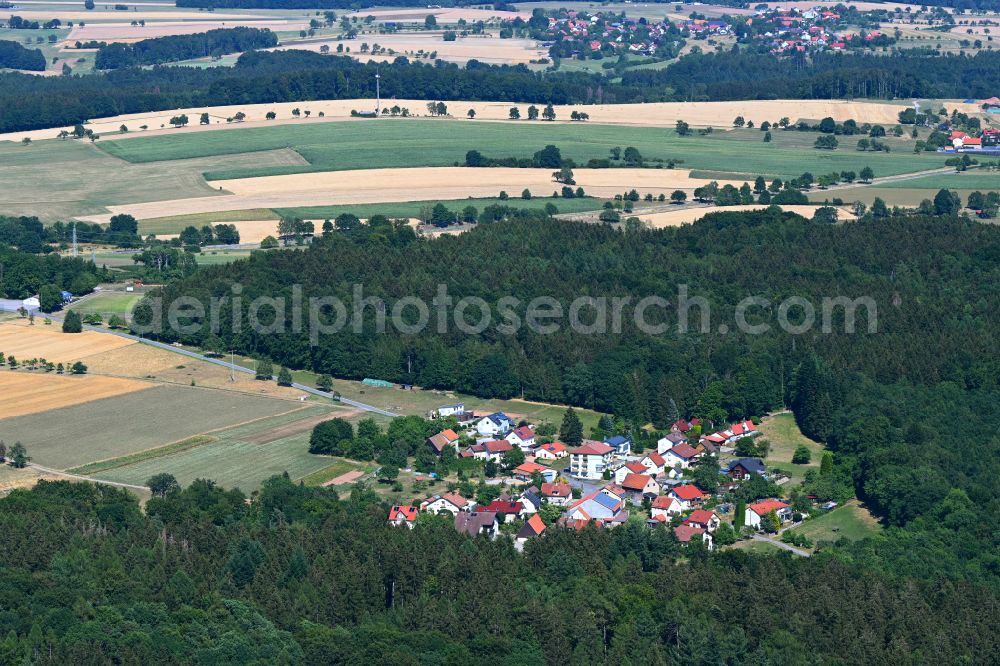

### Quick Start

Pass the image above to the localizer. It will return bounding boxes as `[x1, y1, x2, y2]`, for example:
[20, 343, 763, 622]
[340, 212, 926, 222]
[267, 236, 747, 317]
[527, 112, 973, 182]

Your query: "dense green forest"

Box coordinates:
[4, 47, 1000, 133]
[0, 476, 995, 663]
[94, 28, 278, 70]
[622, 49, 1000, 100]
[0, 39, 45, 72]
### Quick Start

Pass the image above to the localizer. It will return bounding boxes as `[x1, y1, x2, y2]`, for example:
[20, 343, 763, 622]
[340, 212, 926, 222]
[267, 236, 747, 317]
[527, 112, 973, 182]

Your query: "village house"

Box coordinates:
[540, 482, 573, 506]
[387, 505, 418, 529]
[569, 440, 615, 479]
[745, 499, 792, 530]
[476, 412, 514, 437]
[454, 511, 499, 538]
[684, 509, 721, 533]
[669, 484, 706, 511]
[534, 441, 568, 460]
[513, 461, 553, 482]
[621, 472, 660, 499]
[468, 439, 513, 462]
[425, 428, 460, 455]
[658, 432, 687, 455]
[420, 493, 472, 516]
[674, 524, 713, 551]
[650, 494, 683, 520]
[613, 461, 649, 485]
[519, 488, 541, 515]
[486, 500, 524, 524]
[725, 457, 767, 480]
[604, 434, 632, 457]
[663, 443, 701, 470]
[563, 489, 629, 528]
[435, 403, 465, 418]
[515, 514, 547, 552]
[639, 451, 667, 476]
[506, 425, 537, 451]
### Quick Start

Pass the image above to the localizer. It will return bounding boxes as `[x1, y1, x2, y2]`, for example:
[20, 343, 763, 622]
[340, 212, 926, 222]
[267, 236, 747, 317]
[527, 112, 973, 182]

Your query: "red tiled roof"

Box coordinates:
[652, 495, 678, 509]
[389, 505, 418, 522]
[540, 441, 568, 454]
[674, 524, 706, 542]
[541, 482, 571, 497]
[621, 472, 653, 491]
[750, 500, 789, 516]
[486, 501, 523, 515]
[484, 440, 513, 454]
[672, 485, 705, 501]
[645, 452, 666, 466]
[685, 509, 716, 526]
[524, 513, 546, 536]
[511, 426, 534, 440]
[571, 441, 614, 456]
[624, 462, 648, 474]
[670, 443, 700, 459]
[514, 462, 548, 475]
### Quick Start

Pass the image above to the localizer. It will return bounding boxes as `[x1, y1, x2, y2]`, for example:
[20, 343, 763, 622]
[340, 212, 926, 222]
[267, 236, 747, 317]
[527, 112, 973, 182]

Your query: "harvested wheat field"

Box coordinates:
[0, 321, 135, 362]
[156, 219, 280, 244]
[4, 98, 951, 143]
[100, 167, 731, 219]
[0, 372, 153, 419]
[82, 343, 306, 398]
[634, 204, 853, 228]
[67, 19, 305, 42]
[345, 7, 531, 22]
[285, 34, 546, 65]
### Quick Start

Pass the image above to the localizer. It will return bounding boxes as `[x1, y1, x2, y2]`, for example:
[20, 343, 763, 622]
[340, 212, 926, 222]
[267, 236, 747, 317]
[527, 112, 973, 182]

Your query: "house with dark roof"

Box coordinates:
[454, 511, 499, 538]
[658, 432, 687, 455]
[725, 457, 767, 480]
[604, 434, 632, 457]
[476, 412, 513, 437]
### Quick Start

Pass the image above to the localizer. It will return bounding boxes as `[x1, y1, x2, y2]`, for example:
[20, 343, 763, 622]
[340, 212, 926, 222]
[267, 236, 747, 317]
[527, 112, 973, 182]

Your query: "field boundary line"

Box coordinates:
[66, 434, 219, 475]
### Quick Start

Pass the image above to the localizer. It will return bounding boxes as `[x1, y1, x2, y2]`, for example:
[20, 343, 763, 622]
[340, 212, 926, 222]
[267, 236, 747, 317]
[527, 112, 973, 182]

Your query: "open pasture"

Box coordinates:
[0, 372, 152, 419]
[0, 383, 303, 469]
[0, 320, 135, 362]
[282, 33, 547, 65]
[69, 290, 141, 316]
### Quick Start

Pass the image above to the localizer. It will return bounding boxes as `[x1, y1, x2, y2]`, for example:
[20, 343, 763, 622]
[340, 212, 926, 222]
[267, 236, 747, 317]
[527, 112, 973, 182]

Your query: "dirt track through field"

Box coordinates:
[242, 409, 361, 444]
[0, 372, 153, 419]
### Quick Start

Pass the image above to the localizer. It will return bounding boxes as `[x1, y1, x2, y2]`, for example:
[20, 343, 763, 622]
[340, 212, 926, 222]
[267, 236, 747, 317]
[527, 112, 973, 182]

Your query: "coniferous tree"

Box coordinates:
[560, 408, 583, 447]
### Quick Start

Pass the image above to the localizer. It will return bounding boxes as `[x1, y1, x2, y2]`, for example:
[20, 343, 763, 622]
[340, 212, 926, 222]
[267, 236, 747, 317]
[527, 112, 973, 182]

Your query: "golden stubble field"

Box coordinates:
[0, 372, 153, 419]
[2, 98, 954, 143]
[97, 167, 743, 219]
[0, 320, 135, 361]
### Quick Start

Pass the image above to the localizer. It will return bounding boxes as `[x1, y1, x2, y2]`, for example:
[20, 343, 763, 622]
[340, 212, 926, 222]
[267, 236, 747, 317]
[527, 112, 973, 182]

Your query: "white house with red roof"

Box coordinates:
[426, 428, 460, 455]
[470, 439, 513, 462]
[534, 441, 568, 460]
[669, 484, 706, 511]
[639, 451, 667, 476]
[663, 443, 701, 470]
[506, 425, 537, 451]
[569, 440, 615, 479]
[674, 524, 713, 550]
[651, 494, 683, 519]
[613, 461, 650, 485]
[420, 493, 472, 516]
[621, 472, 659, 498]
[387, 505, 418, 529]
[513, 461, 553, 482]
[540, 482, 572, 506]
[684, 509, 721, 533]
[657, 432, 687, 455]
[745, 499, 792, 530]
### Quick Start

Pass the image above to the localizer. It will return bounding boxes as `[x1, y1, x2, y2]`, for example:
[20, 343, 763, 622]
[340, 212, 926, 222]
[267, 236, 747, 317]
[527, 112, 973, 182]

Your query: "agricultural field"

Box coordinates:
[0, 383, 303, 470]
[85, 404, 376, 491]
[627, 204, 852, 228]
[0, 371, 152, 419]
[275, 33, 547, 65]
[0, 319, 135, 362]
[99, 120, 953, 183]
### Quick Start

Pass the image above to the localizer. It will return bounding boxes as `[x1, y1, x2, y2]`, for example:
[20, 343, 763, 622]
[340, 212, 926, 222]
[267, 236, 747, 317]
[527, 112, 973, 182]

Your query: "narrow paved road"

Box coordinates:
[751, 533, 811, 557]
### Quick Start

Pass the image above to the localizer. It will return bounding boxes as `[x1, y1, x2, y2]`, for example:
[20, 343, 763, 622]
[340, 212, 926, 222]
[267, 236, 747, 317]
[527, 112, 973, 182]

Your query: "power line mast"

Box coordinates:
[375, 69, 381, 116]
[72, 222, 78, 257]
